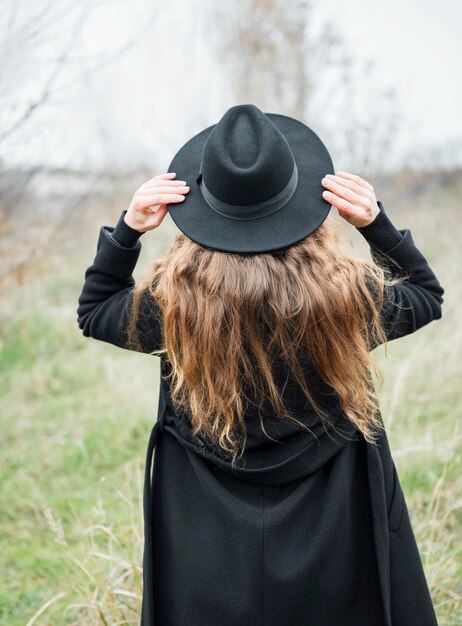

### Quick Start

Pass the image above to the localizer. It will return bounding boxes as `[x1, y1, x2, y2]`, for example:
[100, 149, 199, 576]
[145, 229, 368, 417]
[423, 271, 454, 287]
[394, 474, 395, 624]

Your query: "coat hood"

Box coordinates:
[156, 370, 359, 487]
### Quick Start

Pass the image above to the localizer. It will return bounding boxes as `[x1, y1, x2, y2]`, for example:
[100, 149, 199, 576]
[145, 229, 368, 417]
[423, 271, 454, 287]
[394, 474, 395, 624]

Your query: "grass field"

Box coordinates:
[1, 175, 461, 625]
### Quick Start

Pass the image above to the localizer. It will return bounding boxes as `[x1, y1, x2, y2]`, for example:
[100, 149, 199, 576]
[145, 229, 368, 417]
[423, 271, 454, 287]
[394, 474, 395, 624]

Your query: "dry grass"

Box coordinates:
[1, 168, 460, 625]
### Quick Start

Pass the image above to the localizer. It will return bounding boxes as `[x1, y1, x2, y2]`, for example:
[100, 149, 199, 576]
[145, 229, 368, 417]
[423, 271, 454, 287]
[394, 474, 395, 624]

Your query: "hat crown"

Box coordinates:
[201, 104, 296, 206]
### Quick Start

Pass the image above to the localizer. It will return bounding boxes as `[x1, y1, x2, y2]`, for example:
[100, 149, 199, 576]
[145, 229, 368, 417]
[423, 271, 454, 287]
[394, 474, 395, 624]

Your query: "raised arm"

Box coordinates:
[76, 172, 190, 354]
[355, 201, 444, 349]
[321, 171, 444, 351]
[76, 209, 164, 354]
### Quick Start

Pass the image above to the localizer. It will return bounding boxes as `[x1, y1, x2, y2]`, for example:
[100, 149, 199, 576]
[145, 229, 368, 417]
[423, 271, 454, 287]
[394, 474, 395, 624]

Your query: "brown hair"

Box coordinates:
[125, 215, 408, 465]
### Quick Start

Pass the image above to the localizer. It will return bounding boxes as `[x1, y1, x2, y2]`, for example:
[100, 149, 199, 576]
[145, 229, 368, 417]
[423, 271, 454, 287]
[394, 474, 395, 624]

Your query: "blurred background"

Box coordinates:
[1, 0, 460, 624]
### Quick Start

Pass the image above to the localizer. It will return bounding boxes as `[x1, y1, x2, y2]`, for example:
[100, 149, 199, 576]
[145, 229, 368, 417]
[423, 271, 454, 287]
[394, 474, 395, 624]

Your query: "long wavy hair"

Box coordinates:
[125, 214, 409, 465]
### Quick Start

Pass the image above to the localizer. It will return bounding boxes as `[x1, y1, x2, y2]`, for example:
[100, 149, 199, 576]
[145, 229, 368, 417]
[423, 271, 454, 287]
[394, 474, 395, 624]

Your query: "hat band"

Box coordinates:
[199, 160, 298, 221]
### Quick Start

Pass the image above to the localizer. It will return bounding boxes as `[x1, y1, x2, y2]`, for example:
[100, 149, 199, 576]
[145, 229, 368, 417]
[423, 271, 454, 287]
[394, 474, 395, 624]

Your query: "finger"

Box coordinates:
[322, 174, 370, 195]
[137, 188, 189, 204]
[322, 177, 370, 208]
[143, 172, 178, 186]
[152, 179, 188, 187]
[144, 193, 187, 205]
[143, 179, 187, 189]
[145, 185, 190, 194]
[133, 193, 186, 211]
[324, 175, 371, 198]
[154, 172, 177, 180]
[139, 181, 188, 196]
[334, 171, 374, 191]
[322, 190, 368, 218]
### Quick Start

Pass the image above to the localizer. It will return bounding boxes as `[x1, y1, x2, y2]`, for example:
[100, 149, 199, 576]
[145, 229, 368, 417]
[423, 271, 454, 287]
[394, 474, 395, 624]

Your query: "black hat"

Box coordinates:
[167, 104, 334, 254]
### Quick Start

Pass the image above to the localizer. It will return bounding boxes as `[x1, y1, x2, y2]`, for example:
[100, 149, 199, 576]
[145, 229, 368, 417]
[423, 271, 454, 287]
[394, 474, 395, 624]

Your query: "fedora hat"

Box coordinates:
[167, 103, 335, 254]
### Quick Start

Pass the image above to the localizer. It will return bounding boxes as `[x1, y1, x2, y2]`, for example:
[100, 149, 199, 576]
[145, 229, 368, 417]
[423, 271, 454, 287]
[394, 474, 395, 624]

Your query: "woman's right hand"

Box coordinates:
[321, 171, 380, 228]
[124, 172, 190, 233]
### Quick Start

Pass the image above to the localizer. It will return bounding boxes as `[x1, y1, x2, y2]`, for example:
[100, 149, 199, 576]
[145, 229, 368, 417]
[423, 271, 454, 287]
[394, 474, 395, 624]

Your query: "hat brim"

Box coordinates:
[167, 113, 334, 254]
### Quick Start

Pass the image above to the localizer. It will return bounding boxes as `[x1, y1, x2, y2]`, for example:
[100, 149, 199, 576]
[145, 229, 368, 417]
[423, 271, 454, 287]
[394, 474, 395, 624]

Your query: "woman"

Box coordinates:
[77, 104, 444, 626]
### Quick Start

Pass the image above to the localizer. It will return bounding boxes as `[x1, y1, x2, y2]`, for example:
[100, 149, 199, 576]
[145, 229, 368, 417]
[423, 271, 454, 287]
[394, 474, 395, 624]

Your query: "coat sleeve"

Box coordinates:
[356, 201, 445, 350]
[76, 210, 164, 354]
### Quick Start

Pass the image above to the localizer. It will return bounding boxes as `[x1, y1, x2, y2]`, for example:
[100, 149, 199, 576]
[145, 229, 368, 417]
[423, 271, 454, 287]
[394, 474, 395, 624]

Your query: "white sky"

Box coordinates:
[316, 0, 462, 161]
[1, 0, 461, 172]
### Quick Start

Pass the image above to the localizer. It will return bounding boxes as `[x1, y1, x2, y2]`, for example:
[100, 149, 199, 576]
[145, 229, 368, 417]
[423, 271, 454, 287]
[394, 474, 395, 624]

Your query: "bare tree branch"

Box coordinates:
[207, 0, 404, 176]
[0, 3, 89, 143]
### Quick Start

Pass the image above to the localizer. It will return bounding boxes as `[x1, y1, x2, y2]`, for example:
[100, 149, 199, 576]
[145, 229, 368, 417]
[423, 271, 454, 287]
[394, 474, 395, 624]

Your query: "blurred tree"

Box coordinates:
[207, 0, 403, 178]
[0, 0, 156, 285]
[208, 0, 313, 119]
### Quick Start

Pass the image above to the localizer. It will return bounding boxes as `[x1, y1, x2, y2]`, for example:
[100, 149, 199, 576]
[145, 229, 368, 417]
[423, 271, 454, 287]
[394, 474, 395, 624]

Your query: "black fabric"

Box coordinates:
[76, 202, 444, 625]
[166, 104, 335, 254]
[111, 209, 145, 247]
[200, 104, 297, 205]
[356, 201, 406, 249]
[199, 159, 299, 220]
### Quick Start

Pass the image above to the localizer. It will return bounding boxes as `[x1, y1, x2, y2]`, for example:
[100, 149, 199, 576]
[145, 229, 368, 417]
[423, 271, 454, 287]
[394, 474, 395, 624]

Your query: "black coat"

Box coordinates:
[76, 201, 444, 626]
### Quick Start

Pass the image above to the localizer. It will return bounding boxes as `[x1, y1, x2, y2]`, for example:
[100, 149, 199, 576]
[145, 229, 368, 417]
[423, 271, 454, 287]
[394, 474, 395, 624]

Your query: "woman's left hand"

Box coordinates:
[124, 172, 190, 233]
[321, 171, 379, 227]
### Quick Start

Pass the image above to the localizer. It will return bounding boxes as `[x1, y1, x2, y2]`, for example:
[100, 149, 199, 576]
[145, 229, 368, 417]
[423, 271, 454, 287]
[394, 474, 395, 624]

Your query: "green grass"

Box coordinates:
[0, 298, 160, 624]
[1, 182, 461, 624]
